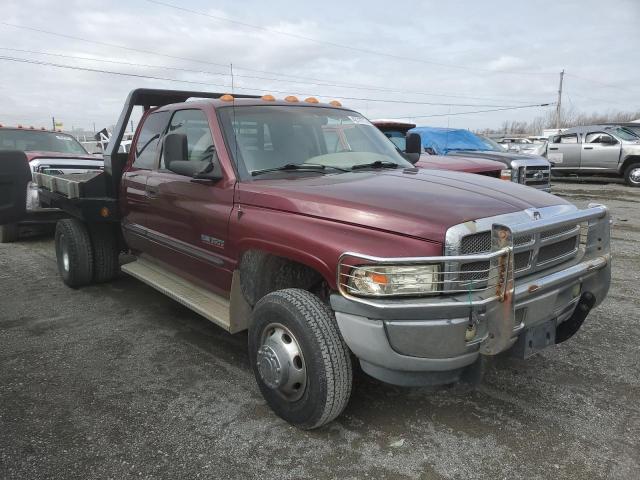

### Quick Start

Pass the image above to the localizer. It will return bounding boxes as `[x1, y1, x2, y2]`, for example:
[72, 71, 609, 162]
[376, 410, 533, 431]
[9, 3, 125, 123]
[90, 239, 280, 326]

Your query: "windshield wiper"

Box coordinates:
[351, 160, 399, 170]
[251, 163, 349, 177]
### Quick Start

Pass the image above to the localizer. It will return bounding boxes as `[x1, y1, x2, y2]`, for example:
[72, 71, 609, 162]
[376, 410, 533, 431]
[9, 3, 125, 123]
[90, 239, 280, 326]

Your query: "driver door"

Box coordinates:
[144, 109, 235, 295]
[580, 131, 621, 172]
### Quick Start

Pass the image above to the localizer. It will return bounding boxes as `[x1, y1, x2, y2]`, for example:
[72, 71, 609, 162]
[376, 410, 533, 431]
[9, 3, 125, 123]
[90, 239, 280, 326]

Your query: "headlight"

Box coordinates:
[348, 264, 439, 297]
[500, 169, 512, 181]
[25, 181, 40, 210]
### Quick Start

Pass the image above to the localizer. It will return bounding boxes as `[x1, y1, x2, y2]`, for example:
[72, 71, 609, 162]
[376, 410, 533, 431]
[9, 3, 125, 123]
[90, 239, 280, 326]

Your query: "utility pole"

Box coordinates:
[52, 116, 55, 131]
[555, 69, 564, 129]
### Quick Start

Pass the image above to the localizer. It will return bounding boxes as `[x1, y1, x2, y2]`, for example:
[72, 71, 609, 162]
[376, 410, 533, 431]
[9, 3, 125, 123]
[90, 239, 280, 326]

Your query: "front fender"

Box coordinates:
[229, 204, 443, 290]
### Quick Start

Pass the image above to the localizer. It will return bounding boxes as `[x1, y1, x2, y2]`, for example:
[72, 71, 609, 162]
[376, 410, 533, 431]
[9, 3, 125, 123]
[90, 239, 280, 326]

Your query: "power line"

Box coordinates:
[0, 46, 542, 104]
[565, 73, 637, 94]
[0, 55, 545, 108]
[146, 0, 557, 77]
[399, 103, 554, 119]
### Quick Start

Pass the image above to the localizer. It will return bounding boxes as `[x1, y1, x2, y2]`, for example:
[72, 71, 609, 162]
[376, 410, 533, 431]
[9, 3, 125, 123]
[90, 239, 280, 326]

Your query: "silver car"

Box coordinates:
[545, 125, 640, 187]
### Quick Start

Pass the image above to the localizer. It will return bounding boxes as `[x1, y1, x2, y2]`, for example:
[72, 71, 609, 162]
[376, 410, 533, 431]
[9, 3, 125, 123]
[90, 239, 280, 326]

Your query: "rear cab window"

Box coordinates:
[133, 110, 171, 169]
[552, 133, 579, 144]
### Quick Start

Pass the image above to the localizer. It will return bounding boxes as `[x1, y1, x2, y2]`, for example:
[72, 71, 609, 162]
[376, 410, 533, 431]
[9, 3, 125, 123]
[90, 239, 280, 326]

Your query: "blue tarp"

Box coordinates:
[408, 127, 491, 155]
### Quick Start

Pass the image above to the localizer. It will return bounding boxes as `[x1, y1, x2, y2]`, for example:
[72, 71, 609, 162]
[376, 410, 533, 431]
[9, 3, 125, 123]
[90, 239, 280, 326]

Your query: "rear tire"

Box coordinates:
[248, 289, 353, 429]
[0, 224, 19, 243]
[89, 224, 120, 283]
[624, 163, 640, 187]
[55, 219, 93, 288]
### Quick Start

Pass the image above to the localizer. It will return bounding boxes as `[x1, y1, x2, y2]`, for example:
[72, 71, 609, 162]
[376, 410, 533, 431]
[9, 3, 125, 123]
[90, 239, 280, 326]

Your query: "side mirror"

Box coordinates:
[169, 160, 223, 183]
[163, 133, 188, 168]
[405, 133, 422, 154]
[600, 135, 617, 145]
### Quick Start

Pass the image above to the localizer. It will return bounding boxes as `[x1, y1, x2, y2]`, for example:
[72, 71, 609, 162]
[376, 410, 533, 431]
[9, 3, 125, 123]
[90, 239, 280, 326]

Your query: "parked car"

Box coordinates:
[498, 136, 547, 155]
[409, 127, 552, 191]
[0, 126, 104, 242]
[372, 120, 505, 178]
[600, 123, 640, 139]
[1, 89, 611, 429]
[545, 125, 640, 186]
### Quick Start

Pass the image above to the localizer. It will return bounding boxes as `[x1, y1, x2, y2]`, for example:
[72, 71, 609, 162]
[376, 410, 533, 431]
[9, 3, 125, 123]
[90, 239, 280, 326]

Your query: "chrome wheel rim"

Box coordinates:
[257, 323, 307, 401]
[630, 167, 640, 184]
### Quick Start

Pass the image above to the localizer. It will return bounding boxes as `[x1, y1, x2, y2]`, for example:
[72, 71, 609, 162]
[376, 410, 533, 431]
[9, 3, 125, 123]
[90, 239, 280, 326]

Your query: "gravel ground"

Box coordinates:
[1, 181, 638, 480]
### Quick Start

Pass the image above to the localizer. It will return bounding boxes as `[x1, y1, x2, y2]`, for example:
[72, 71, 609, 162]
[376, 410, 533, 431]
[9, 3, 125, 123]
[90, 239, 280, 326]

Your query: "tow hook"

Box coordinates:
[555, 292, 596, 344]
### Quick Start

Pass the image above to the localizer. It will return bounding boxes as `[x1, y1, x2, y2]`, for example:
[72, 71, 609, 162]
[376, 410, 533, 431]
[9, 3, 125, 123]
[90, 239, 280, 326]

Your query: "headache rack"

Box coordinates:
[33, 88, 259, 222]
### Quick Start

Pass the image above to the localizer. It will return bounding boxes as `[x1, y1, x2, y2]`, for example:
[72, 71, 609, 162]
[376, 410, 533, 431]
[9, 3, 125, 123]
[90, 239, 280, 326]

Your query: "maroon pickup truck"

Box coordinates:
[1, 89, 611, 429]
[372, 120, 506, 179]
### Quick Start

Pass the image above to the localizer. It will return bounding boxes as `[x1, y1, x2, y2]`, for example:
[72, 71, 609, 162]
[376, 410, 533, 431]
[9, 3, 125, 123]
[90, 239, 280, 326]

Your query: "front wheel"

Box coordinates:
[624, 163, 640, 187]
[248, 289, 353, 429]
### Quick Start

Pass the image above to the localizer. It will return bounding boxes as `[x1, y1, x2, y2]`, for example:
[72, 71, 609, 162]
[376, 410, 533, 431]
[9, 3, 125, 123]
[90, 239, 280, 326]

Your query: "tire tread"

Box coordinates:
[257, 289, 352, 429]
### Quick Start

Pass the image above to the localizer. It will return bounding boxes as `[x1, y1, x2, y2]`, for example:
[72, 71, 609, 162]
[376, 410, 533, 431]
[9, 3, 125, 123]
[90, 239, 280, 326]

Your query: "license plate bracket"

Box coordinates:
[511, 318, 557, 359]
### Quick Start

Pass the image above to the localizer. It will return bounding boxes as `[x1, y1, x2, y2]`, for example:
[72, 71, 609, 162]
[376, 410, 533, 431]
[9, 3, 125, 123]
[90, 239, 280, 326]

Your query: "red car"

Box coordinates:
[372, 120, 506, 179]
[0, 126, 103, 242]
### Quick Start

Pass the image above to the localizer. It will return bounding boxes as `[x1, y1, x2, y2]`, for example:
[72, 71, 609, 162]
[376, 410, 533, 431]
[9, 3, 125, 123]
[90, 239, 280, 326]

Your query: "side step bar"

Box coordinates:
[121, 256, 231, 331]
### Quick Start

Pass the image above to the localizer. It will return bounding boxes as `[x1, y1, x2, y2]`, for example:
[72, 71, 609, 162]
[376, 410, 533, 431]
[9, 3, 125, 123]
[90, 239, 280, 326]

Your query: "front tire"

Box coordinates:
[624, 162, 640, 187]
[55, 219, 93, 288]
[248, 289, 353, 429]
[0, 224, 19, 243]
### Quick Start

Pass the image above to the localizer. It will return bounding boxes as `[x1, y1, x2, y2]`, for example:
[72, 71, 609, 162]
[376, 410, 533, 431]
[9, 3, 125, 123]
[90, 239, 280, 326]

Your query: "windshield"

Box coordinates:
[606, 126, 640, 141]
[382, 130, 407, 151]
[0, 129, 88, 154]
[217, 105, 410, 179]
[479, 136, 508, 152]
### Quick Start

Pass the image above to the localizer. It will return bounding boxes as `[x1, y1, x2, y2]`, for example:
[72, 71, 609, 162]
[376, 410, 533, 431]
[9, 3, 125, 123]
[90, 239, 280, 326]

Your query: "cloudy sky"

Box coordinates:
[0, 0, 638, 132]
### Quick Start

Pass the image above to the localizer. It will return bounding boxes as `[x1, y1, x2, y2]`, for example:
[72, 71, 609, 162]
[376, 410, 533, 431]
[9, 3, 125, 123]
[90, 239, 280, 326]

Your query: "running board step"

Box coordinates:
[121, 256, 231, 331]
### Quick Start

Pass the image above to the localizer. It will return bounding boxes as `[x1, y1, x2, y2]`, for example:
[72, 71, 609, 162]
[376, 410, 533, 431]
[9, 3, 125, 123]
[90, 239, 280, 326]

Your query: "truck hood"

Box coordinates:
[415, 154, 503, 173]
[238, 168, 568, 243]
[447, 150, 549, 168]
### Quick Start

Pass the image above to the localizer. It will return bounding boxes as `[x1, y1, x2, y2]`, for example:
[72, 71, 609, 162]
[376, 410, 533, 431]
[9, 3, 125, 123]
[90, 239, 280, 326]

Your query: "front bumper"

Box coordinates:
[19, 182, 66, 225]
[331, 205, 611, 386]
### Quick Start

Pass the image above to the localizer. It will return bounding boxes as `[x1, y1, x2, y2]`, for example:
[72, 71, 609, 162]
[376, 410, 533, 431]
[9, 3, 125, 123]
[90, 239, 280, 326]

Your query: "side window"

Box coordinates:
[552, 134, 578, 144]
[133, 110, 171, 169]
[585, 132, 613, 144]
[161, 109, 216, 169]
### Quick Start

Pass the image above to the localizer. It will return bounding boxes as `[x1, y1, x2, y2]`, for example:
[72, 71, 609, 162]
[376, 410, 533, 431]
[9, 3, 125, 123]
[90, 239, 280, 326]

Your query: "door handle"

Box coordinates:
[145, 185, 159, 197]
[549, 147, 559, 150]
[583, 146, 593, 150]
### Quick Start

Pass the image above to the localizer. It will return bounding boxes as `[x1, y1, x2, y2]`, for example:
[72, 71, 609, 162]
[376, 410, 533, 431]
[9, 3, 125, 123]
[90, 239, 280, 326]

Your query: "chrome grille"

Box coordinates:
[460, 232, 491, 254]
[538, 237, 578, 263]
[461, 231, 533, 254]
[453, 221, 580, 284]
[523, 165, 550, 188]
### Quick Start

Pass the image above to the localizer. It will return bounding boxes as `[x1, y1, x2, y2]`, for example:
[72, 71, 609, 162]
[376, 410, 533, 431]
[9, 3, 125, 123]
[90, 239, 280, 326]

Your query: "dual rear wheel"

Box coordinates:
[54, 218, 120, 288]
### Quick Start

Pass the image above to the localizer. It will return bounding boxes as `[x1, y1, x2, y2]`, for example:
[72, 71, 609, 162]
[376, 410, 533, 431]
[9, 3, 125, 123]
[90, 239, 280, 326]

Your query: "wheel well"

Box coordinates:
[239, 250, 326, 307]
[621, 156, 640, 174]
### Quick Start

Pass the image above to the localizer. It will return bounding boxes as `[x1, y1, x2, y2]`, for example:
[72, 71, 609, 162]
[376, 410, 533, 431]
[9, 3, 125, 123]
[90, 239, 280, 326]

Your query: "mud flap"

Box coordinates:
[0, 151, 31, 225]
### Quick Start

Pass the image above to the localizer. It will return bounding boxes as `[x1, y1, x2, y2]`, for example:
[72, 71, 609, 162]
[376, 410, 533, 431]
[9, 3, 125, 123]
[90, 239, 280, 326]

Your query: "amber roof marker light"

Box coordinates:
[329, 100, 342, 107]
[261, 94, 276, 101]
[220, 94, 235, 102]
[304, 97, 319, 104]
[284, 95, 299, 103]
